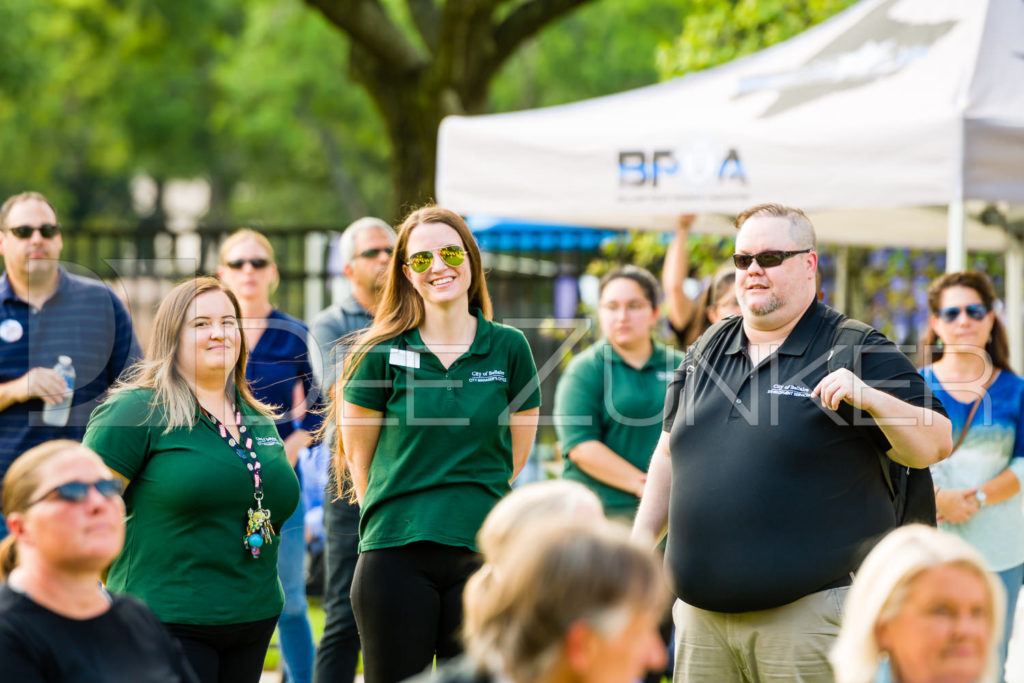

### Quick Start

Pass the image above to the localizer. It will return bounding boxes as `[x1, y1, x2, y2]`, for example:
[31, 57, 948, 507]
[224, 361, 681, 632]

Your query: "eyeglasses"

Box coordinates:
[406, 245, 466, 273]
[225, 258, 271, 270]
[357, 247, 393, 259]
[27, 479, 124, 507]
[732, 249, 812, 270]
[600, 300, 652, 313]
[6, 224, 61, 239]
[938, 303, 989, 323]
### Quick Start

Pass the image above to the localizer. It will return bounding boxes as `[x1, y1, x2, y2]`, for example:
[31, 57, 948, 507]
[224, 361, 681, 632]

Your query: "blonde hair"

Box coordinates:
[831, 524, 1004, 683]
[734, 202, 817, 250]
[0, 191, 57, 229]
[110, 277, 277, 431]
[463, 519, 667, 682]
[477, 480, 603, 565]
[0, 440, 108, 578]
[326, 205, 492, 499]
[219, 228, 276, 264]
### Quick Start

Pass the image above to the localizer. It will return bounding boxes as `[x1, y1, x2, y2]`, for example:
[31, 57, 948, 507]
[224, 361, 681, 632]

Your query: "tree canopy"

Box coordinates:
[0, 0, 857, 226]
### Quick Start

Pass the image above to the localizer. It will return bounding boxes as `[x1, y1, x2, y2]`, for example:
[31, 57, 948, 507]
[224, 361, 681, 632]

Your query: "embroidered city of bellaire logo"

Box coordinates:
[766, 383, 812, 398]
[469, 370, 507, 383]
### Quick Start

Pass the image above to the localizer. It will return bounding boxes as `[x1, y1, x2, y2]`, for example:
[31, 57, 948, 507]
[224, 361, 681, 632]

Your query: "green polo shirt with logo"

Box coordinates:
[344, 311, 541, 553]
[83, 387, 299, 625]
[555, 338, 683, 519]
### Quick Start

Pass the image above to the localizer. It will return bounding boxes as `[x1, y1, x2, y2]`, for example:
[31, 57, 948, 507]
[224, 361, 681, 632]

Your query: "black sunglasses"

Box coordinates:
[357, 247, 393, 259]
[225, 258, 271, 270]
[938, 303, 989, 323]
[7, 224, 61, 239]
[406, 245, 466, 274]
[733, 249, 812, 270]
[27, 479, 124, 507]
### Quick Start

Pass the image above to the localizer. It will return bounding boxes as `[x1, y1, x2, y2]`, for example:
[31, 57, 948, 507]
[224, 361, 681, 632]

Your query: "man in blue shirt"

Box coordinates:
[0, 192, 141, 525]
[310, 216, 396, 683]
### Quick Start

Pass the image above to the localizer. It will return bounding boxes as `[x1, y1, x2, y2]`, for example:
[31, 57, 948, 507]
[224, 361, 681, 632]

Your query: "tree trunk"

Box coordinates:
[350, 46, 459, 222]
[304, 0, 597, 221]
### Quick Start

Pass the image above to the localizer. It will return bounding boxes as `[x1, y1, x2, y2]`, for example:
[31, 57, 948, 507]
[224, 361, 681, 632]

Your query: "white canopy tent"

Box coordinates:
[436, 0, 1024, 364]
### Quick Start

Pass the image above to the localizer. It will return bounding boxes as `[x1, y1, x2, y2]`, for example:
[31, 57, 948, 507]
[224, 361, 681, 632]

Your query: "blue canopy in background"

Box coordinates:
[467, 216, 622, 252]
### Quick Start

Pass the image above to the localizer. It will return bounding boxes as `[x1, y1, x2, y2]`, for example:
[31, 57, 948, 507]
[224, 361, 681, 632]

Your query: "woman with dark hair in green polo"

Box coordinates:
[330, 205, 541, 683]
[554, 265, 683, 520]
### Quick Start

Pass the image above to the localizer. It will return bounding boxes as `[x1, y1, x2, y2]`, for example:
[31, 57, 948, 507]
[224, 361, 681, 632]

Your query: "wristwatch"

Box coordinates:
[975, 489, 987, 507]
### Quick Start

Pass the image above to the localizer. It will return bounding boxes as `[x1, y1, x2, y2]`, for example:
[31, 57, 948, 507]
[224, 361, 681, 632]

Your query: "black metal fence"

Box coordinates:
[57, 225, 610, 445]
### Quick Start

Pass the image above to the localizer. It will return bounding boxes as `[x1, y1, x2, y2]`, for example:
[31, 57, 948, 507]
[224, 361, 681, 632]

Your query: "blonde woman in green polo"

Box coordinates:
[330, 205, 541, 683]
[83, 278, 299, 683]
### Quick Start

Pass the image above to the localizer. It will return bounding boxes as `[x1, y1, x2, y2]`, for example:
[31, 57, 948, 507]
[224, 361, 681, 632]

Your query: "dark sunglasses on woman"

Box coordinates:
[225, 258, 270, 270]
[7, 224, 61, 239]
[406, 245, 466, 273]
[938, 303, 989, 323]
[27, 479, 124, 507]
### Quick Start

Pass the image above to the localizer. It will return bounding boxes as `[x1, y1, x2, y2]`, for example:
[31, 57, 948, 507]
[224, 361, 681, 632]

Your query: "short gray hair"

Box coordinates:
[338, 217, 396, 268]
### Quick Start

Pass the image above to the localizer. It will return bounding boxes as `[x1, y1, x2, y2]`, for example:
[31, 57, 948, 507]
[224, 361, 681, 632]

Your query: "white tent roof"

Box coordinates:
[436, 0, 1024, 248]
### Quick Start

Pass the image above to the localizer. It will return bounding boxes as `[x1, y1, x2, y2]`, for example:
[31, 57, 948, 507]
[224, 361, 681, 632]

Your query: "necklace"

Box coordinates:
[199, 404, 274, 559]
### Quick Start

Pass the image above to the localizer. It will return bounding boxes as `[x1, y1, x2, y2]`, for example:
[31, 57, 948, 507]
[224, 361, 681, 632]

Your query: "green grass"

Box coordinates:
[264, 598, 327, 672]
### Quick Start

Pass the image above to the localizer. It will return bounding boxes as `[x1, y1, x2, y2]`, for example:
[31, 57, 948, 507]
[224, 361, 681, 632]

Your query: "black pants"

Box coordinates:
[164, 616, 278, 683]
[312, 492, 362, 683]
[352, 542, 481, 683]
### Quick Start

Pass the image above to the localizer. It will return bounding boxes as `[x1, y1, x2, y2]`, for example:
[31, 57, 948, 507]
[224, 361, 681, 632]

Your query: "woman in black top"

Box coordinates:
[0, 439, 197, 682]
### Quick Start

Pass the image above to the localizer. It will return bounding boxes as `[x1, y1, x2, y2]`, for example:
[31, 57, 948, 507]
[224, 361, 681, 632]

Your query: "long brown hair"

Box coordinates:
[677, 263, 737, 347]
[326, 206, 492, 497]
[0, 440, 105, 578]
[111, 277, 277, 430]
[920, 271, 1013, 373]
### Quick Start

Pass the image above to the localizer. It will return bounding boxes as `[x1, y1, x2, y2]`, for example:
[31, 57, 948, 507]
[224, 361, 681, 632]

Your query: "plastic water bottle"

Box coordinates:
[42, 355, 75, 427]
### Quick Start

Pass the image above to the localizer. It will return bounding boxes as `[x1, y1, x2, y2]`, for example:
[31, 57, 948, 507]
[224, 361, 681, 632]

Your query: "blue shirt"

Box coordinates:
[0, 269, 141, 479]
[245, 309, 321, 442]
[922, 366, 1024, 570]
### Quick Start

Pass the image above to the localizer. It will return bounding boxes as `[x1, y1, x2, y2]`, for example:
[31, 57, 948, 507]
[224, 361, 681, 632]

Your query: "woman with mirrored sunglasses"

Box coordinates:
[217, 229, 320, 683]
[326, 205, 540, 683]
[918, 270, 1024, 678]
[0, 439, 198, 682]
[83, 277, 299, 683]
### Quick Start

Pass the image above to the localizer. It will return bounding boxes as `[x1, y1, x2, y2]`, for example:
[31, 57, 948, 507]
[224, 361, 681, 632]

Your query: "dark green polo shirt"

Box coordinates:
[344, 311, 541, 552]
[555, 339, 683, 519]
[83, 388, 300, 625]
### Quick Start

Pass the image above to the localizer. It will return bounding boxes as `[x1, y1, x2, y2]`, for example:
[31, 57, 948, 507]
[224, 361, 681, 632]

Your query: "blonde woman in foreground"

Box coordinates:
[831, 524, 1005, 683]
[411, 483, 666, 683]
[0, 440, 197, 681]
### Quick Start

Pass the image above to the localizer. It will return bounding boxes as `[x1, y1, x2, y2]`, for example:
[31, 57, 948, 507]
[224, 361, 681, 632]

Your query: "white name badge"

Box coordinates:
[389, 348, 421, 369]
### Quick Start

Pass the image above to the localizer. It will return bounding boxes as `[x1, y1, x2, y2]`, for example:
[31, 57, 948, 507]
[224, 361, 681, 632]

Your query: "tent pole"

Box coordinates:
[304, 231, 328, 322]
[946, 201, 967, 273]
[1007, 235, 1024, 373]
[834, 245, 850, 314]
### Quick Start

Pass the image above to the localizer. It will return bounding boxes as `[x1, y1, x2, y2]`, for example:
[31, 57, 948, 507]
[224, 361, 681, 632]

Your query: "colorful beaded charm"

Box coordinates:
[244, 503, 273, 558]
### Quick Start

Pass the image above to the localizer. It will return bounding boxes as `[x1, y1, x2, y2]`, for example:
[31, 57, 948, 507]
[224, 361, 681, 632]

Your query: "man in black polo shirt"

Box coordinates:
[0, 191, 141, 536]
[633, 203, 952, 682]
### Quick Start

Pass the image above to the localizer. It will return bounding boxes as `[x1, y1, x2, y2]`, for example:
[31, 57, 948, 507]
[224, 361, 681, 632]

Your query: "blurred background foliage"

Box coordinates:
[0, 0, 1000, 343]
[0, 0, 859, 228]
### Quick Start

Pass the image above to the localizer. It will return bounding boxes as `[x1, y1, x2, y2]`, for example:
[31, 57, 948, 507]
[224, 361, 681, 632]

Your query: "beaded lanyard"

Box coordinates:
[200, 405, 273, 559]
